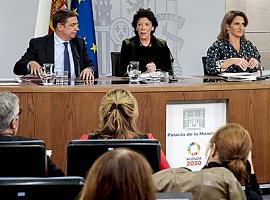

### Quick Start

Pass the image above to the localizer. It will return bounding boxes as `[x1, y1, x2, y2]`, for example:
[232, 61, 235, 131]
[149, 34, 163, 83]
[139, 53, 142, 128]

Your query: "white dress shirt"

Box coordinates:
[54, 33, 76, 79]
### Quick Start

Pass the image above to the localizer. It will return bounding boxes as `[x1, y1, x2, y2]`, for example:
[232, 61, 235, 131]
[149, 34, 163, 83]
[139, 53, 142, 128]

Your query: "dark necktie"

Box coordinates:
[63, 42, 71, 78]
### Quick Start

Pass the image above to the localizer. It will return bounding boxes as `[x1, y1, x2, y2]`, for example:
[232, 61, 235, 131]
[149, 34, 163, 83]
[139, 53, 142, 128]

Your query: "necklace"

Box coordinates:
[139, 39, 152, 47]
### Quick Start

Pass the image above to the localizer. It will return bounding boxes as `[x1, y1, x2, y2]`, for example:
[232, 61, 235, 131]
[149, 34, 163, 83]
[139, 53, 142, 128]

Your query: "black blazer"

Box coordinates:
[118, 35, 172, 76]
[13, 34, 97, 78]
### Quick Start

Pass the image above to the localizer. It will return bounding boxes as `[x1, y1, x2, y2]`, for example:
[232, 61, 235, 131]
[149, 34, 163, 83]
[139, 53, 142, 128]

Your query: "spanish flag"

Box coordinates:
[48, 0, 68, 34]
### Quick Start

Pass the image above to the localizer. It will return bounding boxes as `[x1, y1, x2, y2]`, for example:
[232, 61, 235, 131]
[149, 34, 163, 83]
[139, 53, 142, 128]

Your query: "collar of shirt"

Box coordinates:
[54, 32, 68, 45]
[54, 33, 76, 78]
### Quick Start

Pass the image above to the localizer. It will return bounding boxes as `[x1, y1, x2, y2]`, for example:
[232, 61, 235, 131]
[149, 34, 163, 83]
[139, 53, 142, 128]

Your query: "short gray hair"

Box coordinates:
[0, 91, 19, 131]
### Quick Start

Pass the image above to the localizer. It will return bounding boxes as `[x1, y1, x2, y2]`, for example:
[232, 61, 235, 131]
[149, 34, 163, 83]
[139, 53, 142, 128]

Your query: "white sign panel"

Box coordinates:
[166, 100, 226, 171]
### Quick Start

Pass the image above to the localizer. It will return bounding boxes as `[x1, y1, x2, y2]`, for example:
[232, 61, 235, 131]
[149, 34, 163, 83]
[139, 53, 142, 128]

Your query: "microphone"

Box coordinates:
[169, 49, 174, 64]
[168, 49, 177, 82]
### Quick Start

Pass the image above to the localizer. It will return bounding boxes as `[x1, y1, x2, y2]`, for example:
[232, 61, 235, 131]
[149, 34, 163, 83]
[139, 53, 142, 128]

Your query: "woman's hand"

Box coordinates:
[230, 58, 249, 71]
[248, 58, 259, 69]
[247, 151, 255, 174]
[146, 62, 156, 73]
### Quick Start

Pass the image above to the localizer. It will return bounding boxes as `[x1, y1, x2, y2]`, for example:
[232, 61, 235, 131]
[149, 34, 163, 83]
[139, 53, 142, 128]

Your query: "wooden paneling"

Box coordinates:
[1, 79, 270, 183]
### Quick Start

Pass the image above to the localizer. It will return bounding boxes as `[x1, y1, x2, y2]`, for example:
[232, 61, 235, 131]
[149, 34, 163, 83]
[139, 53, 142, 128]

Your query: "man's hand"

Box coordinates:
[80, 67, 94, 80]
[29, 61, 42, 75]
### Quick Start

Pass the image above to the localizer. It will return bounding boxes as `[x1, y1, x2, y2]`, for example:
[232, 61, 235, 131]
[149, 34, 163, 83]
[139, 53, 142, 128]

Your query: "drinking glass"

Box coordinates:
[127, 61, 141, 82]
[40, 63, 55, 85]
[150, 69, 162, 82]
[55, 71, 68, 85]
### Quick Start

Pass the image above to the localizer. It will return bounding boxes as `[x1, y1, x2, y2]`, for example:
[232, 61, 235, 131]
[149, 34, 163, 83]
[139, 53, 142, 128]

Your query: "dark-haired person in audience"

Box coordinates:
[78, 148, 156, 200]
[206, 10, 261, 75]
[0, 91, 65, 176]
[153, 123, 262, 200]
[80, 88, 170, 170]
[14, 9, 96, 79]
[117, 8, 172, 76]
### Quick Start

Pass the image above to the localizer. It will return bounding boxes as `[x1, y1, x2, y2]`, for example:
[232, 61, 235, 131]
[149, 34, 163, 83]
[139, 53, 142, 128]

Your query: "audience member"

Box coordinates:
[14, 9, 96, 80]
[0, 91, 64, 176]
[206, 10, 261, 75]
[78, 148, 156, 200]
[153, 123, 262, 200]
[80, 88, 170, 170]
[117, 8, 172, 76]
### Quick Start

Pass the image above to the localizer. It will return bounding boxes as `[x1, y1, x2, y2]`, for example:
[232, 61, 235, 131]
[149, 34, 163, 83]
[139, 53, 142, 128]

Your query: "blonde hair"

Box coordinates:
[210, 123, 252, 182]
[95, 88, 139, 138]
[79, 148, 156, 200]
[218, 10, 248, 40]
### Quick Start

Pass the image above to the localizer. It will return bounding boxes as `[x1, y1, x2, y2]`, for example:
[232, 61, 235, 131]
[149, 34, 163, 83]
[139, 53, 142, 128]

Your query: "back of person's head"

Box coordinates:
[97, 88, 139, 138]
[132, 8, 158, 35]
[79, 148, 156, 200]
[52, 9, 78, 29]
[210, 123, 252, 182]
[0, 91, 19, 133]
[218, 10, 248, 40]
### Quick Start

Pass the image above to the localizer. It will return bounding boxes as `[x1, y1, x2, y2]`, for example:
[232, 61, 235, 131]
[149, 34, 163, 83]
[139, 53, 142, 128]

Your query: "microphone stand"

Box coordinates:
[169, 50, 177, 82]
[256, 64, 268, 80]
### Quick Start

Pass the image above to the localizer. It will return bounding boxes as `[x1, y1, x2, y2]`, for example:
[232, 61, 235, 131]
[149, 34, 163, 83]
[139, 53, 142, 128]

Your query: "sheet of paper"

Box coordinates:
[0, 78, 22, 85]
[219, 69, 270, 81]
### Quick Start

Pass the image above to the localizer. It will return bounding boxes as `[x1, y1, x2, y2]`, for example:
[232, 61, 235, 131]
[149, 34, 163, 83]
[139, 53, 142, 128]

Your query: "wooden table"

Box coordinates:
[1, 77, 269, 183]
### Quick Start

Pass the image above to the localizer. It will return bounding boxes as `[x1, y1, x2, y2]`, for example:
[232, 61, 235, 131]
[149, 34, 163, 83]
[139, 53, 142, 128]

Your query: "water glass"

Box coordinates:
[161, 71, 169, 82]
[127, 61, 141, 82]
[55, 71, 68, 85]
[150, 69, 162, 82]
[41, 63, 55, 85]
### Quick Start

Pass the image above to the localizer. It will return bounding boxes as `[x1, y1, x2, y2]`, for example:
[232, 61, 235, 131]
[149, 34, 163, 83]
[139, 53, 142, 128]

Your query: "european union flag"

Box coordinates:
[71, 0, 98, 75]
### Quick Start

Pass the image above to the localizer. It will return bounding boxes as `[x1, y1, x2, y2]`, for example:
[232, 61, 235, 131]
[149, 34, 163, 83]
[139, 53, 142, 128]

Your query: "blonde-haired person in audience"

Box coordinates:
[80, 88, 170, 170]
[78, 148, 156, 200]
[153, 123, 262, 200]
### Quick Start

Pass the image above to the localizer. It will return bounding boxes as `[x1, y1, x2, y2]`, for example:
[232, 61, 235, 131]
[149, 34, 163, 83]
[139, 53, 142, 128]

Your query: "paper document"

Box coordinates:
[0, 78, 22, 85]
[219, 69, 270, 81]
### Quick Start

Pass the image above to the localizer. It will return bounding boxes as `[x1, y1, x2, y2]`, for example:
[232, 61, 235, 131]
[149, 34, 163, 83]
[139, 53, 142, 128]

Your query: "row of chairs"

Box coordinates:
[0, 139, 161, 177]
[0, 176, 192, 200]
[0, 139, 194, 199]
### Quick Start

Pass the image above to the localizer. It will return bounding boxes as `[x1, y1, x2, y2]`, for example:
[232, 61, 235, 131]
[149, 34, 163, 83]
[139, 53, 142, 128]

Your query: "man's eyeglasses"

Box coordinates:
[64, 22, 79, 28]
[17, 108, 22, 116]
[9, 108, 22, 125]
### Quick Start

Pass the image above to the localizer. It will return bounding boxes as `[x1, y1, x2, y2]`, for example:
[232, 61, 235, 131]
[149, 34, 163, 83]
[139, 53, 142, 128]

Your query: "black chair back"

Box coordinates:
[67, 139, 161, 177]
[202, 56, 210, 75]
[0, 140, 46, 177]
[0, 176, 84, 200]
[110, 52, 120, 76]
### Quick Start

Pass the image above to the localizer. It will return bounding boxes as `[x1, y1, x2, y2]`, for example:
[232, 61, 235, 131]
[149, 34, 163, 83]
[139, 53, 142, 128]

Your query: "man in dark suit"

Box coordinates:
[0, 91, 64, 176]
[14, 9, 96, 79]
